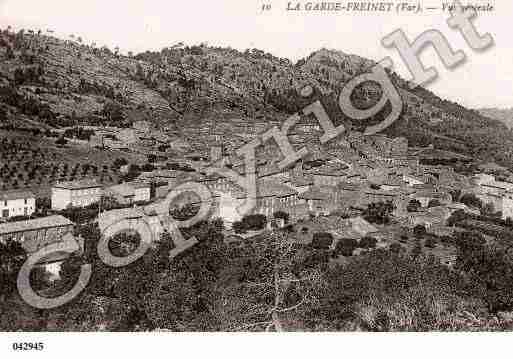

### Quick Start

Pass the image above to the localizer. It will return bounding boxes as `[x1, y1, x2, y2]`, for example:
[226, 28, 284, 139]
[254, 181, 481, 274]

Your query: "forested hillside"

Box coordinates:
[1, 28, 512, 167]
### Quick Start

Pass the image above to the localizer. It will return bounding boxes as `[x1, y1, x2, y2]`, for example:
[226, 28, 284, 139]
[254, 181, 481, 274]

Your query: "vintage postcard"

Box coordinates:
[0, 0, 511, 357]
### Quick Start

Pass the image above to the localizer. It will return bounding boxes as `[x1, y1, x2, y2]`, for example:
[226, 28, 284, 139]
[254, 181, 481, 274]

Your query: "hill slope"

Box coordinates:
[479, 108, 513, 129]
[1, 28, 512, 168]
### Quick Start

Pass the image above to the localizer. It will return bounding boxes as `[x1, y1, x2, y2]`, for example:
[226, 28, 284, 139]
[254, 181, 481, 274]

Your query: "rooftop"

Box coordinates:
[299, 187, 330, 201]
[107, 182, 150, 197]
[0, 215, 74, 235]
[53, 178, 102, 190]
[0, 190, 35, 201]
[226, 179, 298, 199]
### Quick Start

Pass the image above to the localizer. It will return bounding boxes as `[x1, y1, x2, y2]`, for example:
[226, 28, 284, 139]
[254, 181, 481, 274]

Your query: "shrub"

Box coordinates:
[241, 214, 267, 231]
[389, 242, 402, 253]
[102, 101, 124, 123]
[460, 193, 483, 209]
[359, 236, 377, 249]
[232, 221, 246, 234]
[424, 237, 437, 249]
[413, 224, 427, 239]
[273, 211, 289, 224]
[335, 237, 358, 256]
[363, 201, 395, 225]
[55, 136, 67, 146]
[311, 232, 334, 250]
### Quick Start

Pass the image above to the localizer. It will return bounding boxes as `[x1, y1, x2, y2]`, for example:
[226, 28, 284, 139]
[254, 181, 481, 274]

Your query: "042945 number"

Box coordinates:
[12, 342, 44, 351]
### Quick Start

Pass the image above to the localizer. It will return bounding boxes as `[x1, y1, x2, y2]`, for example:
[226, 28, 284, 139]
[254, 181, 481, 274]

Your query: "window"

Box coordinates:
[24, 199, 27, 205]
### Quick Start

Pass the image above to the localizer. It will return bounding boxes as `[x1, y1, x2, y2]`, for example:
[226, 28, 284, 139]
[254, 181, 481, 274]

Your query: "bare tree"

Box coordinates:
[217, 232, 324, 331]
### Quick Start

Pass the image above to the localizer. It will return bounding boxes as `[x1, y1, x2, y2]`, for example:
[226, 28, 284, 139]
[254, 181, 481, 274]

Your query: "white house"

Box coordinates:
[0, 190, 36, 219]
[502, 192, 513, 220]
[51, 179, 103, 210]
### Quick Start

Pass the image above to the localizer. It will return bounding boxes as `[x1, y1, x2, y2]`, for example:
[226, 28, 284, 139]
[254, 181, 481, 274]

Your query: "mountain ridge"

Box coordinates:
[1, 28, 512, 168]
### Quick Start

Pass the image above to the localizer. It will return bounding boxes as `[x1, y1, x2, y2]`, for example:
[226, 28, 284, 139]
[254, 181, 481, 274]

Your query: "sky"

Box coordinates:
[0, 0, 511, 109]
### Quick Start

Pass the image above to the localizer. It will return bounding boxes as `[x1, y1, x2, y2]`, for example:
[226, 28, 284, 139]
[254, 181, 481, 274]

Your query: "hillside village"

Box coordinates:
[1, 27, 513, 331]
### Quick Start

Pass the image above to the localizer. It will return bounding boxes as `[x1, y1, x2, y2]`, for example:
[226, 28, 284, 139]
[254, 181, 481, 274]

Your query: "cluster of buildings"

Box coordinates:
[119, 133, 477, 239]
[0, 178, 152, 267]
[473, 173, 513, 220]
[1, 124, 510, 270]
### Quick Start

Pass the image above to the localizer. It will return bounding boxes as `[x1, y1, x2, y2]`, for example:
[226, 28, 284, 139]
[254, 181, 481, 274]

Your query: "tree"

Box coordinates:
[447, 209, 467, 227]
[413, 224, 427, 239]
[458, 245, 513, 313]
[147, 154, 157, 163]
[14, 68, 25, 85]
[35, 197, 51, 215]
[170, 204, 199, 222]
[232, 221, 246, 234]
[113, 157, 128, 169]
[0, 241, 26, 300]
[362, 201, 395, 225]
[141, 163, 155, 172]
[482, 202, 495, 217]
[424, 237, 437, 249]
[412, 239, 423, 258]
[311, 232, 333, 250]
[122, 164, 141, 182]
[449, 189, 462, 202]
[273, 211, 289, 224]
[55, 136, 67, 146]
[454, 230, 486, 256]
[389, 242, 402, 254]
[359, 236, 377, 249]
[102, 101, 124, 123]
[460, 193, 483, 209]
[211, 232, 324, 331]
[241, 214, 267, 231]
[335, 238, 358, 257]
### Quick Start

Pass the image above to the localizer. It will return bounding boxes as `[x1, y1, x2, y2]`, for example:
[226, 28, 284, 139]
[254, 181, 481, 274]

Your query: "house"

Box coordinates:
[502, 192, 513, 220]
[0, 215, 77, 263]
[285, 175, 314, 194]
[296, 215, 378, 246]
[299, 186, 332, 216]
[471, 174, 513, 218]
[361, 188, 400, 206]
[348, 216, 379, 237]
[403, 174, 425, 186]
[51, 179, 103, 210]
[406, 212, 443, 229]
[214, 178, 303, 227]
[0, 190, 36, 219]
[381, 177, 404, 191]
[98, 207, 163, 243]
[412, 190, 452, 207]
[253, 179, 301, 218]
[310, 167, 347, 187]
[106, 182, 151, 205]
[447, 202, 480, 216]
[335, 182, 362, 209]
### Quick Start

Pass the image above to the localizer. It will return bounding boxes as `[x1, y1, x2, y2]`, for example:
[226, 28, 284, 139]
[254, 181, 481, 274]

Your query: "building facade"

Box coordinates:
[0, 215, 75, 255]
[0, 190, 36, 219]
[51, 179, 103, 210]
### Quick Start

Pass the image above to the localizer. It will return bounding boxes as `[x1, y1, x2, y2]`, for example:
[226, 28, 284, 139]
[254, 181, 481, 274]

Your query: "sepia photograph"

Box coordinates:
[0, 0, 512, 357]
